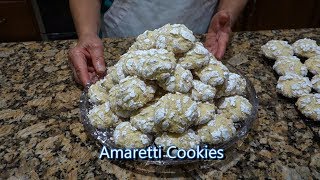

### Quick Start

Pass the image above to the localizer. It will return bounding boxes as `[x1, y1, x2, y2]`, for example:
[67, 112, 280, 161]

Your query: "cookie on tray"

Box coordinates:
[113, 122, 153, 148]
[276, 73, 312, 98]
[130, 103, 160, 134]
[154, 129, 200, 150]
[261, 40, 294, 60]
[129, 24, 196, 54]
[155, 24, 197, 54]
[195, 58, 229, 87]
[158, 64, 193, 93]
[304, 55, 320, 75]
[109, 76, 156, 111]
[153, 93, 198, 134]
[217, 95, 252, 122]
[107, 59, 127, 84]
[197, 114, 236, 144]
[195, 102, 216, 125]
[100, 74, 116, 92]
[292, 38, 320, 58]
[178, 42, 211, 70]
[272, 56, 308, 76]
[87, 101, 121, 129]
[88, 80, 108, 104]
[121, 49, 176, 80]
[191, 80, 216, 101]
[311, 75, 320, 93]
[296, 93, 320, 121]
[216, 72, 247, 98]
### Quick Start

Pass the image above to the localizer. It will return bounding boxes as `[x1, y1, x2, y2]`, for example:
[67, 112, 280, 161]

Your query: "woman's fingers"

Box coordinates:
[88, 41, 106, 76]
[215, 32, 230, 59]
[68, 47, 90, 86]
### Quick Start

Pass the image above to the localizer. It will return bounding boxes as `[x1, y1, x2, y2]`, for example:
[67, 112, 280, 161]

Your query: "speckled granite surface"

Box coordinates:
[1, 29, 320, 179]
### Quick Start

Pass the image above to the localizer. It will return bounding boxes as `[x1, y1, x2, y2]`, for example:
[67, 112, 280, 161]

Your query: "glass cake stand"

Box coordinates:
[79, 64, 259, 174]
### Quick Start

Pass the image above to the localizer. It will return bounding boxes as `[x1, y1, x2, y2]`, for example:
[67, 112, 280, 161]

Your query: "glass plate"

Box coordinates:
[79, 63, 259, 166]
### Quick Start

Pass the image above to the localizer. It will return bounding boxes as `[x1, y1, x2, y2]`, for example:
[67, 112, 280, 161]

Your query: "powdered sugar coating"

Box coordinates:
[121, 49, 176, 80]
[273, 56, 308, 76]
[107, 59, 127, 84]
[129, 24, 196, 54]
[191, 80, 216, 101]
[158, 64, 193, 93]
[113, 122, 153, 148]
[154, 129, 200, 150]
[88, 80, 108, 104]
[109, 76, 156, 111]
[195, 102, 216, 125]
[217, 95, 252, 122]
[130, 103, 161, 134]
[216, 72, 247, 98]
[178, 42, 211, 70]
[100, 74, 116, 92]
[305, 55, 320, 75]
[296, 93, 320, 121]
[197, 114, 236, 144]
[311, 75, 320, 92]
[261, 40, 294, 60]
[195, 58, 229, 87]
[88, 101, 121, 129]
[129, 30, 157, 51]
[292, 38, 320, 58]
[276, 73, 312, 98]
[152, 93, 198, 134]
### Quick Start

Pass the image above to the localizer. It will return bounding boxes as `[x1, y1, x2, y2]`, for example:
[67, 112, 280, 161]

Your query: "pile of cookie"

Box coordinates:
[86, 24, 253, 149]
[261, 38, 320, 121]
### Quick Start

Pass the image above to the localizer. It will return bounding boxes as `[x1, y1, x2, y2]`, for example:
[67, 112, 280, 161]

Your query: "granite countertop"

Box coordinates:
[1, 29, 320, 179]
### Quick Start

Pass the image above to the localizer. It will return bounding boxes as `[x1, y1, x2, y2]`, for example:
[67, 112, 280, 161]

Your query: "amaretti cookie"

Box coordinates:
[292, 38, 320, 58]
[191, 80, 216, 101]
[154, 129, 200, 150]
[261, 40, 294, 59]
[195, 102, 216, 125]
[153, 93, 198, 134]
[121, 49, 176, 80]
[87, 101, 120, 129]
[304, 55, 320, 75]
[272, 56, 307, 76]
[130, 103, 160, 134]
[158, 64, 193, 93]
[216, 72, 247, 98]
[311, 75, 320, 93]
[178, 42, 210, 70]
[113, 122, 153, 148]
[296, 93, 320, 121]
[276, 73, 312, 98]
[109, 76, 156, 111]
[129, 24, 196, 54]
[88, 80, 108, 104]
[107, 59, 127, 84]
[197, 114, 236, 144]
[195, 58, 229, 87]
[217, 95, 252, 122]
[100, 74, 116, 92]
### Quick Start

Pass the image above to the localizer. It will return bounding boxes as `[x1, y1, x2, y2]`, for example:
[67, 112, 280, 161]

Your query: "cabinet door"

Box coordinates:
[0, 1, 41, 42]
[247, 0, 320, 30]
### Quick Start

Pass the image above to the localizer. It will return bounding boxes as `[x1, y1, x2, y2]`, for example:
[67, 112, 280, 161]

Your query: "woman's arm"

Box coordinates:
[205, 0, 248, 59]
[68, 0, 106, 86]
[69, 0, 102, 37]
[216, 0, 248, 26]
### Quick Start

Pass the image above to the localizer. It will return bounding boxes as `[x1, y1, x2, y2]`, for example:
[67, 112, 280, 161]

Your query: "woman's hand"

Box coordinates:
[204, 10, 232, 60]
[68, 34, 106, 86]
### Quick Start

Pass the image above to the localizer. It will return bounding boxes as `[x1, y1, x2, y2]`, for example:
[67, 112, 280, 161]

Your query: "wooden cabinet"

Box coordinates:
[0, 0, 41, 42]
[234, 0, 320, 31]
